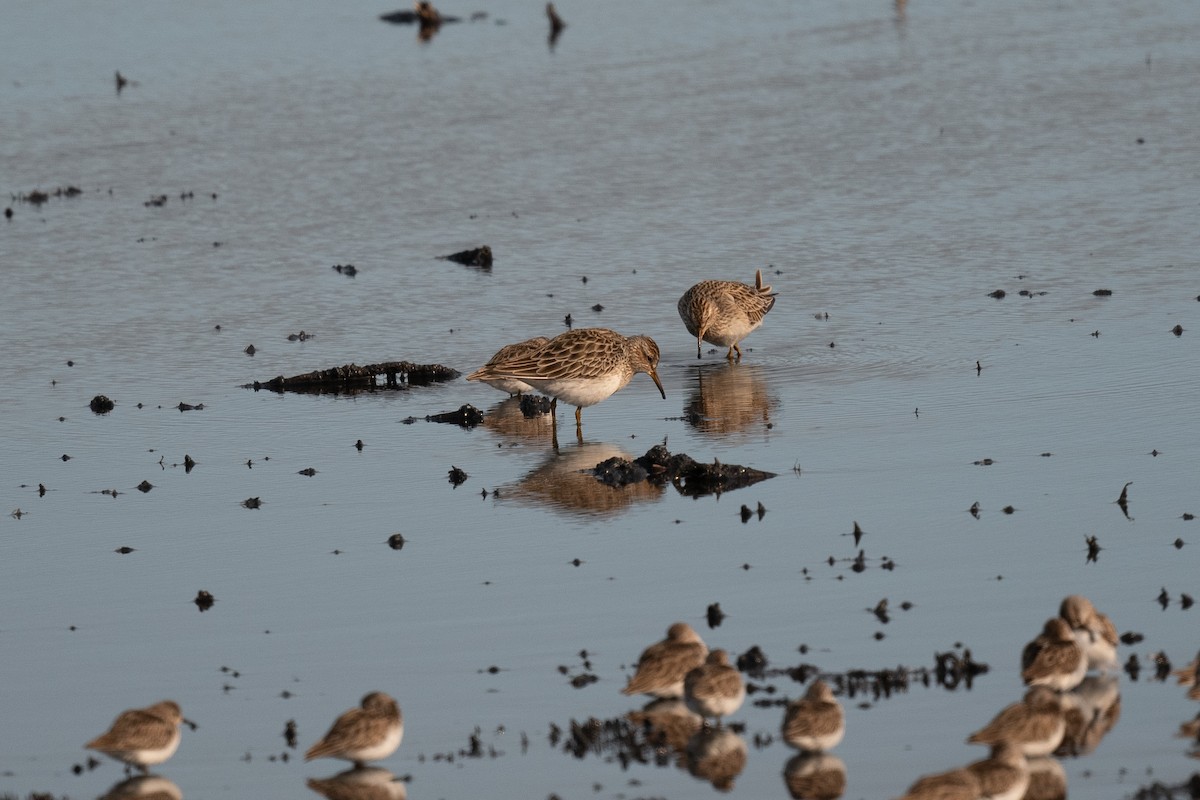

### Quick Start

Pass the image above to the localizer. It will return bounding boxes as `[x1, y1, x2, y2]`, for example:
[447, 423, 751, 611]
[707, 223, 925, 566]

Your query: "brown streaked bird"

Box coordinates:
[86, 700, 189, 773]
[894, 765, 981, 800]
[677, 269, 777, 360]
[1058, 594, 1119, 672]
[781, 680, 845, 753]
[966, 741, 1029, 800]
[967, 686, 1066, 757]
[305, 692, 403, 768]
[473, 337, 550, 396]
[1021, 617, 1087, 691]
[783, 752, 847, 800]
[466, 328, 665, 426]
[622, 622, 708, 699]
[684, 649, 746, 723]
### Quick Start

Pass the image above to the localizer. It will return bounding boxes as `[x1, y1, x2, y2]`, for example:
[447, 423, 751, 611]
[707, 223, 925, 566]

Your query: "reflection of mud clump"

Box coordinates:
[555, 715, 681, 769]
[246, 361, 458, 394]
[520, 395, 553, 417]
[90, 395, 115, 414]
[593, 444, 775, 497]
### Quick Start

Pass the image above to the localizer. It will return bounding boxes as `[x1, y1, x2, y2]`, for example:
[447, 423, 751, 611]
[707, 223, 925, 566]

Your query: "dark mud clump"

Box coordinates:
[592, 443, 775, 497]
[90, 395, 115, 414]
[194, 590, 215, 611]
[593, 456, 649, 487]
[438, 245, 492, 268]
[427, 404, 484, 427]
[246, 361, 459, 395]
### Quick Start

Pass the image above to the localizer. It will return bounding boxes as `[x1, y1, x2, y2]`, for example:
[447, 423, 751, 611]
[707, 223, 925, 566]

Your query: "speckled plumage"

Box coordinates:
[677, 269, 777, 359]
[782, 680, 845, 753]
[305, 692, 403, 767]
[86, 700, 186, 773]
[684, 649, 745, 721]
[466, 328, 665, 425]
[472, 337, 551, 395]
[1021, 617, 1087, 691]
[1058, 594, 1119, 672]
[622, 622, 708, 699]
[967, 686, 1065, 757]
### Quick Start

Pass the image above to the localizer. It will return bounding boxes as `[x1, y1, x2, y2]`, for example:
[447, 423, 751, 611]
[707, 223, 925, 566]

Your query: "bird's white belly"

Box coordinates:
[529, 372, 630, 408]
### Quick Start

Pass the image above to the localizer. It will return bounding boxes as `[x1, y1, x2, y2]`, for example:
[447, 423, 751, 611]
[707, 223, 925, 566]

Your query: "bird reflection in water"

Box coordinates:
[626, 697, 703, 759]
[306, 766, 408, 800]
[684, 363, 777, 439]
[685, 727, 748, 792]
[502, 440, 664, 517]
[1056, 674, 1121, 757]
[481, 396, 556, 443]
[98, 774, 182, 800]
[783, 752, 847, 800]
[1024, 756, 1068, 800]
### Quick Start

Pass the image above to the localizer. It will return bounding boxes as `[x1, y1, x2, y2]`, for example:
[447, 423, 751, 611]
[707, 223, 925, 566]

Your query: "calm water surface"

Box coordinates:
[2, 1, 1199, 798]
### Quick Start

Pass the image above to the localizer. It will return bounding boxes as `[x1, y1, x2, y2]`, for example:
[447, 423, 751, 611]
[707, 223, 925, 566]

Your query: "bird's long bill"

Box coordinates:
[648, 368, 666, 399]
[183, 718, 198, 731]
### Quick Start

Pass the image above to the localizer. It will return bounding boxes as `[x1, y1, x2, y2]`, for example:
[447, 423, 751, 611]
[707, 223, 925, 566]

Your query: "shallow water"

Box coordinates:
[2, 0, 1199, 798]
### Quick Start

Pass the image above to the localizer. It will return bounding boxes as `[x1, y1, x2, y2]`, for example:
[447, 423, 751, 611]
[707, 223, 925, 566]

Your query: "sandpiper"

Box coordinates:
[472, 337, 550, 396]
[305, 692, 403, 768]
[1021, 617, 1088, 691]
[781, 680, 845, 752]
[466, 328, 665, 426]
[86, 700, 189, 773]
[622, 622, 708, 699]
[1058, 594, 1119, 672]
[684, 649, 746, 723]
[967, 686, 1066, 757]
[677, 269, 777, 360]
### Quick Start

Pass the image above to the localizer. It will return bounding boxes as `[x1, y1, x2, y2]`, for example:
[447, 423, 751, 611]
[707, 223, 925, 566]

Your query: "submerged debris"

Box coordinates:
[438, 245, 492, 268]
[245, 361, 459, 395]
[591, 443, 774, 497]
[90, 395, 115, 414]
[427, 404, 484, 427]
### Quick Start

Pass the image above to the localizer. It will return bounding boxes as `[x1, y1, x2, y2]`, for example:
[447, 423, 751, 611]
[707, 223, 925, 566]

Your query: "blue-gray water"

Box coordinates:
[2, 1, 1198, 798]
